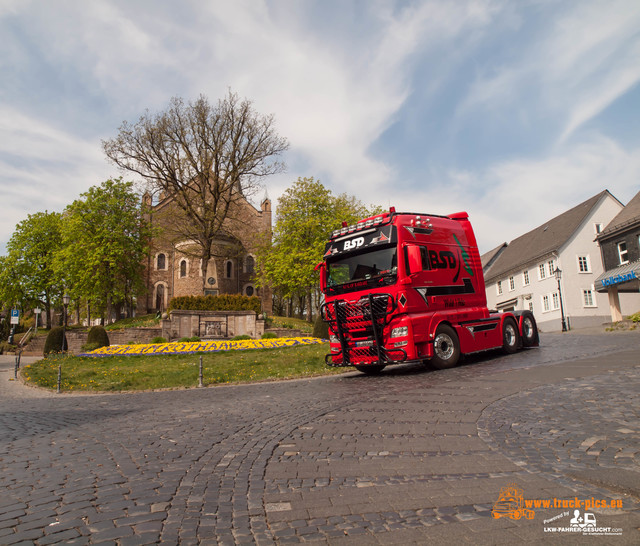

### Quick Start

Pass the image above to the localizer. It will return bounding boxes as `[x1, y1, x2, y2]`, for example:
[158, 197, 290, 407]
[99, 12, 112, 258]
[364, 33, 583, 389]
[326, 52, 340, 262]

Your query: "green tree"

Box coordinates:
[56, 178, 151, 323]
[102, 90, 289, 292]
[0, 211, 64, 328]
[256, 177, 380, 321]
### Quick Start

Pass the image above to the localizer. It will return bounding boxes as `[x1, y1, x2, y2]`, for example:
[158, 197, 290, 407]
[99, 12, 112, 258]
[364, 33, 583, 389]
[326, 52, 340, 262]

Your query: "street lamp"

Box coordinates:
[62, 294, 71, 352]
[554, 268, 567, 332]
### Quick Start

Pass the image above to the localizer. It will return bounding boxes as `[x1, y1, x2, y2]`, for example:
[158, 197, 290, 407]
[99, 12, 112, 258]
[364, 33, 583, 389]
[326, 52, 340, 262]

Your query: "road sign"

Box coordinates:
[10, 309, 19, 325]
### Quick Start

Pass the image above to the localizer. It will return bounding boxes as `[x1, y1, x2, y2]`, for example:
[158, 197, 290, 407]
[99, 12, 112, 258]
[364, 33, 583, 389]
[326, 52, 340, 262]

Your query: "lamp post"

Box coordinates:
[554, 268, 567, 332]
[57, 294, 71, 394]
[61, 294, 71, 352]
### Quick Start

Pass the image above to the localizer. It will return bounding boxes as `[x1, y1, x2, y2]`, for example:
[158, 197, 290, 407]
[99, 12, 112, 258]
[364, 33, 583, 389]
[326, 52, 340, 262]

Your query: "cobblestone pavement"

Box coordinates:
[0, 330, 639, 544]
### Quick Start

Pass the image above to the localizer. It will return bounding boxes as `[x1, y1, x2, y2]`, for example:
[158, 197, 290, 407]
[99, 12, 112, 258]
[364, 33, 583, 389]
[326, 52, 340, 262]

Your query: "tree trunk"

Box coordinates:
[306, 288, 313, 322]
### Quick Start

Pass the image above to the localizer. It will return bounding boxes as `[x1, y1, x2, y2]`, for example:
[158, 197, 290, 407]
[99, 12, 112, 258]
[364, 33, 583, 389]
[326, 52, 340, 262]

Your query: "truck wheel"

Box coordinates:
[502, 318, 519, 354]
[521, 314, 538, 347]
[354, 364, 386, 375]
[431, 324, 460, 369]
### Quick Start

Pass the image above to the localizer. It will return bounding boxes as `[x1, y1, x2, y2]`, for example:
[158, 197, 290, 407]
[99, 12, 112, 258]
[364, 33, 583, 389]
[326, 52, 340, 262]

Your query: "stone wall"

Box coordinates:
[22, 327, 164, 357]
[164, 310, 265, 340]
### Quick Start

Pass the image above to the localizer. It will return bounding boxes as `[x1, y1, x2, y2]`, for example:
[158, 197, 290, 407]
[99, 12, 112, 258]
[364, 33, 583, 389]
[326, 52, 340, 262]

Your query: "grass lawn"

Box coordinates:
[21, 342, 348, 392]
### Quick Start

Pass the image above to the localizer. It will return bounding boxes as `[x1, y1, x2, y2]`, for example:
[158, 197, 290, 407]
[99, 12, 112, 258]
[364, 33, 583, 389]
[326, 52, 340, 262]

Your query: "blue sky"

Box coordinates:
[1, 0, 640, 255]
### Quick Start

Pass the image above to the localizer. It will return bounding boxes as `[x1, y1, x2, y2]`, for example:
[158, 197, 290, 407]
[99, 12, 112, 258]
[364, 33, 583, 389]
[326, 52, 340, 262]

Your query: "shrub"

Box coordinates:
[151, 336, 167, 344]
[81, 342, 101, 353]
[168, 294, 261, 314]
[0, 341, 16, 355]
[87, 325, 110, 349]
[178, 336, 201, 342]
[261, 332, 278, 339]
[232, 334, 252, 341]
[629, 311, 640, 323]
[313, 315, 329, 340]
[44, 327, 68, 356]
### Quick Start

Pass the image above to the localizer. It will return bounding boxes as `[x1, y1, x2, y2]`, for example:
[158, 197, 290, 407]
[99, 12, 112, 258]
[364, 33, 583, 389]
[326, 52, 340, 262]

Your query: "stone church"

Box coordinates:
[136, 190, 273, 316]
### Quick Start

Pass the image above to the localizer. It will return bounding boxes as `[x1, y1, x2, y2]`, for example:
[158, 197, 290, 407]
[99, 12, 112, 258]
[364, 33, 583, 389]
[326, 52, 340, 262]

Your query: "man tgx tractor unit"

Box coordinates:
[318, 208, 538, 374]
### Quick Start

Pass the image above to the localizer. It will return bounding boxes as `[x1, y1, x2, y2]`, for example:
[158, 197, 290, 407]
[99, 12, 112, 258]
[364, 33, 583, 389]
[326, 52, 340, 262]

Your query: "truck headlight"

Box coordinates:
[330, 335, 339, 344]
[390, 326, 408, 338]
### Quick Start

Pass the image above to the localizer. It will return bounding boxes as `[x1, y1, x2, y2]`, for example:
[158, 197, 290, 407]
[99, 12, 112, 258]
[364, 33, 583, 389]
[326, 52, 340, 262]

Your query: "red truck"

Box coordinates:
[317, 208, 538, 374]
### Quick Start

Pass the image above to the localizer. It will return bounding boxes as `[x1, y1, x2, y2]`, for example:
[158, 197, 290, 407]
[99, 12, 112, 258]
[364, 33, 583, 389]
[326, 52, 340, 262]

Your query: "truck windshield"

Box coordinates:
[326, 245, 397, 286]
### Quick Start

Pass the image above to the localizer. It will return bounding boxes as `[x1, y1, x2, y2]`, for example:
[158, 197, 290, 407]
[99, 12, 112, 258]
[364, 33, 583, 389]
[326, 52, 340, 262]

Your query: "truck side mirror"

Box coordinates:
[406, 245, 422, 275]
[315, 262, 327, 291]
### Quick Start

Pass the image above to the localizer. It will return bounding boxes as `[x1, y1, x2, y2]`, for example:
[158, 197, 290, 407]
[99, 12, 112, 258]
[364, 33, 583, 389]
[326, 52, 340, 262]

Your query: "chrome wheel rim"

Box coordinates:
[523, 318, 533, 339]
[505, 323, 517, 346]
[434, 333, 455, 360]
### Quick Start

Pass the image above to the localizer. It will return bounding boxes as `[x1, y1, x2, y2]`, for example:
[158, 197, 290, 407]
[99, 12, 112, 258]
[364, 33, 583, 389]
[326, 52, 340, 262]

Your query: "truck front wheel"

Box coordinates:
[431, 324, 460, 369]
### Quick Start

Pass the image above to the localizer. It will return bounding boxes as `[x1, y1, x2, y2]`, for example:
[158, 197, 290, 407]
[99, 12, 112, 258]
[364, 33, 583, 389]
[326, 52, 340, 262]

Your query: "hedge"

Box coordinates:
[168, 294, 262, 314]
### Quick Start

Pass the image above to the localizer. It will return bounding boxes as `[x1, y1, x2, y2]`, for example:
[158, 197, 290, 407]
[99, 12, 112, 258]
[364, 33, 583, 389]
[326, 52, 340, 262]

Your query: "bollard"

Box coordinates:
[57, 364, 62, 394]
[198, 356, 204, 388]
[14, 351, 21, 379]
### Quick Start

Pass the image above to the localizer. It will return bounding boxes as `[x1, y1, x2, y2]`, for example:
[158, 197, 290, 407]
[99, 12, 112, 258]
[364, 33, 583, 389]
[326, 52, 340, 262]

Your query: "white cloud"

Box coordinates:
[380, 135, 640, 252]
[0, 107, 114, 251]
[456, 0, 640, 143]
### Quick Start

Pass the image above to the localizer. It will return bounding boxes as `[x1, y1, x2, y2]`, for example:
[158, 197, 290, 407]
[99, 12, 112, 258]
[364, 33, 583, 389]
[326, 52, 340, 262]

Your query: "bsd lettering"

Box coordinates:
[344, 237, 364, 251]
[429, 250, 457, 269]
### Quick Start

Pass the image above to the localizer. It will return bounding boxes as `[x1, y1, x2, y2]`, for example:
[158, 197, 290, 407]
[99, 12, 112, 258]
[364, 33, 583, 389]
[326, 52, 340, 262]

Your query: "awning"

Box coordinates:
[595, 260, 640, 292]
[496, 297, 518, 309]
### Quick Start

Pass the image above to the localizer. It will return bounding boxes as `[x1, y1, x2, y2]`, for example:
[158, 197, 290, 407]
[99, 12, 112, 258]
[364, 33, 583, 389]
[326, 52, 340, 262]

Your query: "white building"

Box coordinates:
[482, 190, 627, 332]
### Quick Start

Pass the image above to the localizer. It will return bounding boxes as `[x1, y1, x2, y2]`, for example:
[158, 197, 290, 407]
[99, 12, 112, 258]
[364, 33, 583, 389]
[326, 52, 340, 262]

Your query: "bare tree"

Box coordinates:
[103, 90, 288, 290]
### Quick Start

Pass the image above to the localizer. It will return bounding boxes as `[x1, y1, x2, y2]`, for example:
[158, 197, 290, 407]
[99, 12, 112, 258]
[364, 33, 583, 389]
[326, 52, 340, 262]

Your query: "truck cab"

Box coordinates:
[318, 208, 538, 373]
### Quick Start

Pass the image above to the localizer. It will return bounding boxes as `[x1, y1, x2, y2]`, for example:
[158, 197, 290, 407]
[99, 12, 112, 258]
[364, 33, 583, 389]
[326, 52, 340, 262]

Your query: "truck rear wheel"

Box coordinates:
[520, 314, 538, 347]
[354, 364, 386, 375]
[502, 318, 519, 354]
[431, 324, 460, 369]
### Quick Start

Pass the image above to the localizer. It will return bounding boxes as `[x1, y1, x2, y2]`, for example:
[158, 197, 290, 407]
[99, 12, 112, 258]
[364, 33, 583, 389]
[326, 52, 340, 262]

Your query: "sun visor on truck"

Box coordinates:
[324, 225, 397, 258]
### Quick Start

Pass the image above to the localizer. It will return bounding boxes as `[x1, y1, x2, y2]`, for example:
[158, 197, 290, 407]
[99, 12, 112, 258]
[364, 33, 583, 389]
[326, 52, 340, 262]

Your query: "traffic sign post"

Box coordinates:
[34, 308, 41, 334]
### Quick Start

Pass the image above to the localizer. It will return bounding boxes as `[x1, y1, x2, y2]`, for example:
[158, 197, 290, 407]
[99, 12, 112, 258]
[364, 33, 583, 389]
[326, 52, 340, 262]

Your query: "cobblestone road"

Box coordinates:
[0, 330, 639, 544]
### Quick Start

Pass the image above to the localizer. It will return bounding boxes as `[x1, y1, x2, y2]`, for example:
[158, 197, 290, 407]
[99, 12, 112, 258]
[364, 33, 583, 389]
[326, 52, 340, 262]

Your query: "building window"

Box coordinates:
[528, 301, 534, 312]
[552, 292, 560, 310]
[225, 260, 233, 278]
[509, 276, 515, 291]
[539, 264, 547, 280]
[157, 253, 166, 270]
[542, 295, 550, 312]
[617, 241, 629, 265]
[547, 259, 556, 277]
[577, 255, 590, 273]
[497, 281, 503, 295]
[523, 270, 530, 286]
[245, 255, 255, 275]
[179, 259, 187, 278]
[583, 289, 596, 307]
[594, 223, 603, 234]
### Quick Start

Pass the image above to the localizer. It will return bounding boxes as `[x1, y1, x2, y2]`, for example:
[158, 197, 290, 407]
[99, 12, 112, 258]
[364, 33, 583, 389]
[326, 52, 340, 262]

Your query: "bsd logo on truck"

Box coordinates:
[344, 237, 364, 251]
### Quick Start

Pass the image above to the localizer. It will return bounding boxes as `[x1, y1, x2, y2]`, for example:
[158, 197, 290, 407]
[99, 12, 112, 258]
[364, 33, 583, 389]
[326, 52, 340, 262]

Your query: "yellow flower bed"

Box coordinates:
[84, 337, 325, 357]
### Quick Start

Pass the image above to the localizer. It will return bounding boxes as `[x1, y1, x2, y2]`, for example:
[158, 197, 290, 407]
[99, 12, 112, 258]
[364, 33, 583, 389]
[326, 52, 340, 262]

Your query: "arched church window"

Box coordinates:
[246, 255, 255, 274]
[180, 259, 187, 278]
[157, 253, 166, 270]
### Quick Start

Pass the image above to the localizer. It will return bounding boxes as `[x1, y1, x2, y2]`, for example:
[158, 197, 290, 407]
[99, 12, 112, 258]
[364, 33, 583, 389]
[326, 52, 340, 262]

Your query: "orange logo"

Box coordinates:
[492, 484, 535, 520]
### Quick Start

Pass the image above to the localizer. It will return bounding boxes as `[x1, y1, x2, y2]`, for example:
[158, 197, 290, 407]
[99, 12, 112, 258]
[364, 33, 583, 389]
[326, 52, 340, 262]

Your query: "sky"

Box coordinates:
[1, 0, 640, 255]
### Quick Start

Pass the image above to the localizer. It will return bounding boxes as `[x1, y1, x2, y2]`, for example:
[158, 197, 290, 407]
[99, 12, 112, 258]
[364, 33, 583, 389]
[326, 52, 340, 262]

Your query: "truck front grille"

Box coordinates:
[321, 293, 406, 367]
